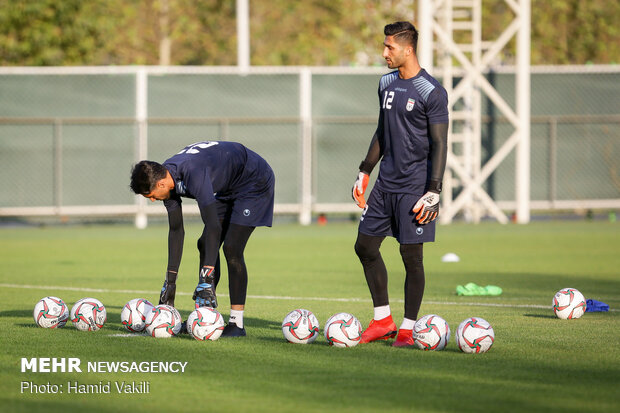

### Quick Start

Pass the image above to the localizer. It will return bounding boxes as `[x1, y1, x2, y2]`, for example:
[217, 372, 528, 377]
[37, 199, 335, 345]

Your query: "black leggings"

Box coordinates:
[354, 232, 425, 320]
[199, 222, 255, 306]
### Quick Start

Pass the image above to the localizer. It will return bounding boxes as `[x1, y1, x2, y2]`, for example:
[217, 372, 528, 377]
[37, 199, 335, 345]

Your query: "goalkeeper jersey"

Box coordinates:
[162, 141, 273, 211]
[374, 69, 449, 195]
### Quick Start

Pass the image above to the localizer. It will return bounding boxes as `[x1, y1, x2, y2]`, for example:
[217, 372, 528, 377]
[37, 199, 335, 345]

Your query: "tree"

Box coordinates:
[0, 0, 618, 66]
[0, 0, 108, 65]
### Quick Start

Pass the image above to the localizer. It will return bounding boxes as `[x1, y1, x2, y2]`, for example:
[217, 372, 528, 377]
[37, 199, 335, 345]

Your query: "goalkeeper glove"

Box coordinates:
[159, 271, 177, 306]
[412, 192, 440, 224]
[192, 266, 217, 308]
[352, 171, 370, 209]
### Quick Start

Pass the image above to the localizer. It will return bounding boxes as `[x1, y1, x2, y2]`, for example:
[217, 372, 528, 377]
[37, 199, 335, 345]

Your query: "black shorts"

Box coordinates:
[358, 186, 436, 244]
[215, 172, 275, 228]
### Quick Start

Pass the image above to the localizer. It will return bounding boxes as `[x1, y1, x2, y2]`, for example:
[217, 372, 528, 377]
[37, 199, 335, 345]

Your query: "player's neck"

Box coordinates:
[398, 61, 422, 80]
[165, 171, 175, 191]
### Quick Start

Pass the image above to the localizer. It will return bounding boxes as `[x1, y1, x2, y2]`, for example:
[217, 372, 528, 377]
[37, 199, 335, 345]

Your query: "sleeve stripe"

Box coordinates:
[379, 72, 399, 92]
[411, 77, 435, 102]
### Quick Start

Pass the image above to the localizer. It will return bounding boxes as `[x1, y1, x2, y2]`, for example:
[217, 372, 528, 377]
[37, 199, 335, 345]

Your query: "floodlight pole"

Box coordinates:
[417, 1, 434, 74]
[134, 68, 148, 229]
[236, 0, 250, 71]
[299, 68, 313, 226]
[515, 0, 531, 224]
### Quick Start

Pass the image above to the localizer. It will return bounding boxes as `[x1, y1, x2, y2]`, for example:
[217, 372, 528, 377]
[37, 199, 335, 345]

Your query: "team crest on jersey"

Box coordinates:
[406, 98, 415, 111]
[176, 181, 187, 195]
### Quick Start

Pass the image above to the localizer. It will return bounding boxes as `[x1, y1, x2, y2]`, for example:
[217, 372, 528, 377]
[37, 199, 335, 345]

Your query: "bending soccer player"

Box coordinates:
[130, 141, 275, 337]
[352, 22, 449, 347]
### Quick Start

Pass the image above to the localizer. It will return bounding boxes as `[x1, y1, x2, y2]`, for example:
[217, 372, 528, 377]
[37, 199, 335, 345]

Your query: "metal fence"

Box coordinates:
[0, 65, 618, 225]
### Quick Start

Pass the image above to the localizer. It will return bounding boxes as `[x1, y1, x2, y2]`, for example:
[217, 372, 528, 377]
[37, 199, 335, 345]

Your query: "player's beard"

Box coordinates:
[386, 54, 403, 69]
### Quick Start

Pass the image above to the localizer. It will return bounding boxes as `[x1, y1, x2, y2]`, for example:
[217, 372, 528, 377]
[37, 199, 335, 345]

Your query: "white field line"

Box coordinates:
[2, 283, 616, 312]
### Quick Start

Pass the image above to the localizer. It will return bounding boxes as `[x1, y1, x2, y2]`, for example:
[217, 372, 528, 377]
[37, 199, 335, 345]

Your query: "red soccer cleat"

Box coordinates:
[360, 315, 397, 343]
[392, 328, 415, 347]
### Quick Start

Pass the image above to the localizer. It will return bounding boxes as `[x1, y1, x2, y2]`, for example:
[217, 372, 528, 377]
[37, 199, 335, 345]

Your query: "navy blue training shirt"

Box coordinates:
[162, 141, 272, 211]
[374, 69, 449, 195]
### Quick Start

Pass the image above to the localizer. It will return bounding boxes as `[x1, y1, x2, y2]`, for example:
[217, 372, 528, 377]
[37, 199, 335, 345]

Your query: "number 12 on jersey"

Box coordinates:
[382, 91, 394, 109]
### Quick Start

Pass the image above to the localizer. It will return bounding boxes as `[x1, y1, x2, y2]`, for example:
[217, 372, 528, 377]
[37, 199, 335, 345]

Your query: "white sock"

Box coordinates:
[400, 318, 415, 330]
[373, 305, 391, 321]
[229, 310, 244, 328]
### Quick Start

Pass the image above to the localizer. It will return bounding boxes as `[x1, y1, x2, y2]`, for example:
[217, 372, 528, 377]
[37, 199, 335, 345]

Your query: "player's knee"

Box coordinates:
[222, 242, 244, 263]
[355, 238, 379, 261]
[400, 243, 424, 265]
[197, 237, 204, 252]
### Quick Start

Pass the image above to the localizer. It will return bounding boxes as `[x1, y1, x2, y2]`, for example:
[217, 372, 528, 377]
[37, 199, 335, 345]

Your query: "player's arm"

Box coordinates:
[192, 202, 222, 308]
[353, 113, 385, 208]
[412, 122, 448, 224]
[160, 201, 184, 306]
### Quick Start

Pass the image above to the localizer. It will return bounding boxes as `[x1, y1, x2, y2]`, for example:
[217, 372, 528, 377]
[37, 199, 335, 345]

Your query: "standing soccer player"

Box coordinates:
[352, 22, 449, 346]
[130, 140, 275, 337]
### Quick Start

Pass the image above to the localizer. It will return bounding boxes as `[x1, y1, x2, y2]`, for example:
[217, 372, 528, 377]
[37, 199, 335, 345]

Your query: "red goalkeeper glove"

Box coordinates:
[352, 171, 370, 209]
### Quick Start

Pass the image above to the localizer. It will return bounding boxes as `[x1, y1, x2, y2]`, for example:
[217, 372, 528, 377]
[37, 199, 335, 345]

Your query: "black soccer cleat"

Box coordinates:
[221, 322, 246, 338]
[179, 321, 188, 334]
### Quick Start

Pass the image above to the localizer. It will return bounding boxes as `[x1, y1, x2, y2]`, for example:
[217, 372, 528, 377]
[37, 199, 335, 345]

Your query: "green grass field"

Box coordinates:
[1, 220, 619, 413]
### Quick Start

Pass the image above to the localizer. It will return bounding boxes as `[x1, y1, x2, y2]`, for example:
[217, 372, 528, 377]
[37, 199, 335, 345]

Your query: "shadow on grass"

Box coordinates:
[0, 309, 32, 318]
[523, 313, 556, 319]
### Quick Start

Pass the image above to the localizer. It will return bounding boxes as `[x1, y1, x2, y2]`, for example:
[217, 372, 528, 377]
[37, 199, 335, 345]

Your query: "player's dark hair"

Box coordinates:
[130, 161, 167, 195]
[384, 21, 418, 53]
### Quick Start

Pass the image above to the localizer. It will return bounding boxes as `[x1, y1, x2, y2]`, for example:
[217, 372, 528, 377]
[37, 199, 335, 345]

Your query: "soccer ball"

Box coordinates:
[187, 307, 225, 341]
[70, 297, 107, 331]
[413, 314, 450, 351]
[456, 317, 495, 354]
[145, 304, 182, 338]
[33, 296, 69, 328]
[553, 288, 587, 319]
[324, 312, 362, 348]
[282, 309, 320, 344]
[120, 298, 154, 332]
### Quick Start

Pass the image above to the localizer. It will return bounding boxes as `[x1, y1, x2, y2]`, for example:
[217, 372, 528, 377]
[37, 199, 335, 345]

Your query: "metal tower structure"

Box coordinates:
[418, 0, 531, 224]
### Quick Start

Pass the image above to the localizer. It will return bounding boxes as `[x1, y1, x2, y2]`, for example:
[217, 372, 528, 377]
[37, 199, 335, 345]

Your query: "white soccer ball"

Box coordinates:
[553, 287, 587, 320]
[282, 309, 320, 344]
[187, 307, 225, 341]
[324, 312, 362, 348]
[33, 296, 69, 328]
[456, 317, 495, 354]
[144, 304, 182, 338]
[413, 314, 450, 351]
[120, 298, 154, 332]
[70, 298, 107, 331]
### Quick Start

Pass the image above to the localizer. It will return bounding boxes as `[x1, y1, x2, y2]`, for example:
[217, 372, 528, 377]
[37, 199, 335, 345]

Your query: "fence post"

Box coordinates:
[135, 68, 149, 229]
[515, 0, 531, 223]
[299, 68, 313, 225]
[549, 117, 557, 208]
[53, 119, 63, 215]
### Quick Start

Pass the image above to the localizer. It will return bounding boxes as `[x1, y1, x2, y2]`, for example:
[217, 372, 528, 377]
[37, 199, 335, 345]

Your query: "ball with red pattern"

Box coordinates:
[282, 309, 320, 344]
[144, 304, 182, 338]
[456, 317, 495, 354]
[413, 314, 450, 351]
[33, 296, 69, 328]
[70, 297, 107, 331]
[187, 307, 225, 341]
[121, 298, 154, 332]
[324, 312, 362, 348]
[553, 288, 587, 320]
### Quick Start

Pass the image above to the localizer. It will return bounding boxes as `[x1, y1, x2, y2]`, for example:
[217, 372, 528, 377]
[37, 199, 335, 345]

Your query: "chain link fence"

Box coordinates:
[0, 66, 618, 223]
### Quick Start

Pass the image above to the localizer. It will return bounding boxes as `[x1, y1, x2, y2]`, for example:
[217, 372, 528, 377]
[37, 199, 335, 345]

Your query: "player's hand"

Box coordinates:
[159, 280, 177, 306]
[192, 282, 217, 308]
[412, 191, 440, 224]
[159, 270, 178, 306]
[352, 171, 370, 208]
